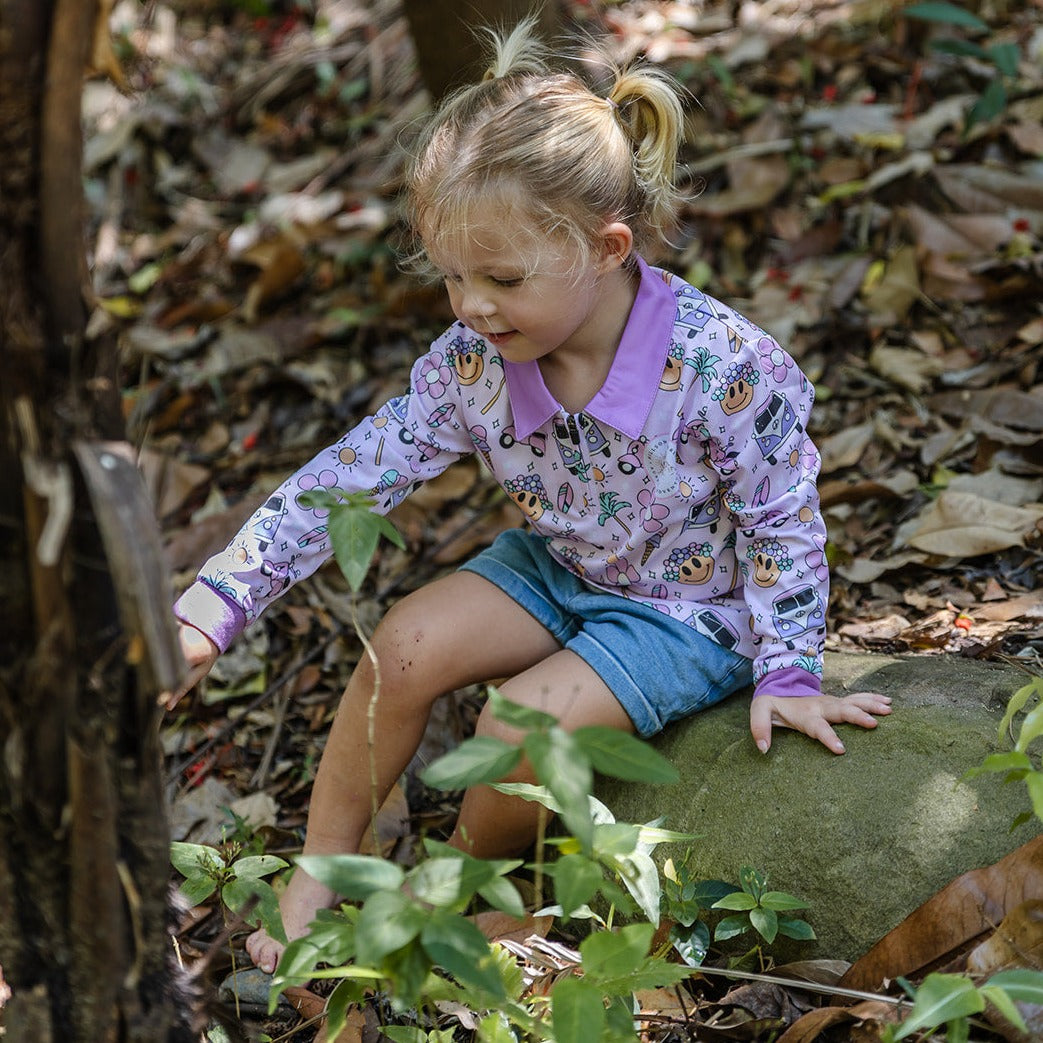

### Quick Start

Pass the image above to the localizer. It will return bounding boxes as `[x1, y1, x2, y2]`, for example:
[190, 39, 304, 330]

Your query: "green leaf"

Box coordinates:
[978, 984, 1028, 1033]
[592, 821, 642, 857]
[986, 968, 1043, 1003]
[749, 906, 778, 943]
[407, 851, 497, 910]
[596, 959, 694, 995]
[329, 505, 382, 592]
[572, 726, 679, 783]
[382, 941, 432, 1009]
[1026, 771, 1043, 823]
[987, 41, 1021, 77]
[552, 853, 605, 918]
[355, 890, 426, 962]
[739, 865, 766, 900]
[477, 874, 526, 920]
[580, 923, 654, 980]
[324, 979, 368, 1041]
[421, 911, 506, 998]
[222, 878, 287, 943]
[171, 841, 224, 879]
[178, 873, 218, 906]
[904, 2, 988, 32]
[552, 976, 606, 1043]
[892, 973, 984, 1040]
[1000, 681, 1040, 742]
[526, 729, 593, 851]
[1015, 702, 1043, 752]
[488, 686, 557, 731]
[964, 751, 1033, 779]
[777, 916, 817, 941]
[930, 38, 988, 61]
[295, 853, 405, 900]
[760, 890, 810, 912]
[713, 891, 758, 911]
[232, 854, 289, 881]
[272, 936, 326, 989]
[421, 736, 522, 790]
[714, 914, 750, 942]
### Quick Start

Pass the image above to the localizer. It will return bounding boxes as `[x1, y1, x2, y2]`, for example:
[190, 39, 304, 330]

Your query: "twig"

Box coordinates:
[691, 963, 908, 1007]
[354, 597, 384, 857]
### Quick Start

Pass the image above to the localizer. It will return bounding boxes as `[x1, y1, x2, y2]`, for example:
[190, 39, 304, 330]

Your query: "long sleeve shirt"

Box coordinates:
[174, 256, 828, 698]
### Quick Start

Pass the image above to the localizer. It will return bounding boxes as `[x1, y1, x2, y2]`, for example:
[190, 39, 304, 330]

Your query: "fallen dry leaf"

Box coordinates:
[841, 834, 1043, 992]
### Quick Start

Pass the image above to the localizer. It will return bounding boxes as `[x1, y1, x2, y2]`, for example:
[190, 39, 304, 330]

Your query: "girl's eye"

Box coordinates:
[492, 276, 523, 288]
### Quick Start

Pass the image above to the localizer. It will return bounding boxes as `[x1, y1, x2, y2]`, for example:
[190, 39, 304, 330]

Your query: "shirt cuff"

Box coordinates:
[753, 665, 822, 699]
[173, 581, 247, 654]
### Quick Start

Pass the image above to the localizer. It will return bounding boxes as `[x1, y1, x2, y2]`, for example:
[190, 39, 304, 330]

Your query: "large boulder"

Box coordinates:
[596, 652, 1041, 961]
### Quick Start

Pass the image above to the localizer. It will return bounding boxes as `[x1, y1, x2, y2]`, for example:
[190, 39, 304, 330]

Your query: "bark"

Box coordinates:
[402, 0, 560, 100]
[0, 1, 186, 1038]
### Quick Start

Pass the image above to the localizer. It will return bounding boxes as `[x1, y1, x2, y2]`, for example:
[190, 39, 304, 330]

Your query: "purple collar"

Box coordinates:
[503, 255, 677, 440]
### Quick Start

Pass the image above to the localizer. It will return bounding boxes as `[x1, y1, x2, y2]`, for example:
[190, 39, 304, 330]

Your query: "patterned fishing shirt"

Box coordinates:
[175, 256, 828, 698]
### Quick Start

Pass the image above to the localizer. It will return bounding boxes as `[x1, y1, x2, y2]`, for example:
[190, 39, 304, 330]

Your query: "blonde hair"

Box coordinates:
[405, 17, 685, 274]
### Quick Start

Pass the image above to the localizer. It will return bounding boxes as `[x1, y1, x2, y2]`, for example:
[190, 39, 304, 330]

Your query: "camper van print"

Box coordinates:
[687, 609, 741, 652]
[753, 391, 801, 465]
[251, 493, 288, 552]
[771, 585, 825, 647]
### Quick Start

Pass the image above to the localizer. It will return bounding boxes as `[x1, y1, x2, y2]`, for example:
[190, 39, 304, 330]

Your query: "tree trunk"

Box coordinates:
[402, 0, 560, 100]
[0, 1, 186, 1039]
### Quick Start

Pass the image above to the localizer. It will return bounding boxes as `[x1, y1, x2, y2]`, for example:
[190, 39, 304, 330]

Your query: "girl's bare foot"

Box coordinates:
[245, 869, 339, 974]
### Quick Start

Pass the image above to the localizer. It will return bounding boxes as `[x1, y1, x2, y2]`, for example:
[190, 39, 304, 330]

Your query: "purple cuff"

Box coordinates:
[173, 581, 247, 654]
[753, 665, 823, 699]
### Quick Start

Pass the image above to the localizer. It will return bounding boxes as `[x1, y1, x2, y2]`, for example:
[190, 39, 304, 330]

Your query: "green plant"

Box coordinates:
[267, 689, 697, 1041]
[660, 853, 734, 967]
[711, 865, 815, 948]
[964, 674, 1043, 830]
[905, 2, 1021, 129]
[881, 969, 1043, 1042]
[171, 841, 288, 944]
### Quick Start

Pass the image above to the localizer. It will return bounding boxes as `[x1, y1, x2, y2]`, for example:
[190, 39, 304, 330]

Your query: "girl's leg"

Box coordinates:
[247, 570, 564, 971]
[450, 648, 633, 858]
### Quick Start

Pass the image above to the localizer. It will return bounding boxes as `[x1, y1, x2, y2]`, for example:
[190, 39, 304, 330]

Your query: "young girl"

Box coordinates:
[168, 22, 891, 974]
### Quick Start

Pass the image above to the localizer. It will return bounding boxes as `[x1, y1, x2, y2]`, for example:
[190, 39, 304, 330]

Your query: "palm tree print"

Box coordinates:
[686, 346, 722, 393]
[597, 491, 633, 537]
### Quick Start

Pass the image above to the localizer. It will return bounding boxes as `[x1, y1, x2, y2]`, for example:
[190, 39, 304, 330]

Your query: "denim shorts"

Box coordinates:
[460, 529, 753, 737]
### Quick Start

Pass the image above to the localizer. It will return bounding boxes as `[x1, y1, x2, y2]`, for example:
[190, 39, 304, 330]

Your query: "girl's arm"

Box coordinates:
[171, 337, 474, 663]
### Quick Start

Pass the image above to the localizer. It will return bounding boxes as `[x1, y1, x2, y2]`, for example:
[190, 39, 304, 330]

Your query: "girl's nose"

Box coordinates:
[461, 287, 496, 325]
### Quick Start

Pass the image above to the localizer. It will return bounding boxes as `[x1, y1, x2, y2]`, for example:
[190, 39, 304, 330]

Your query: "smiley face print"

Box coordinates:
[660, 344, 685, 391]
[713, 360, 760, 415]
[446, 337, 486, 385]
[746, 537, 794, 588]
[664, 541, 716, 585]
[504, 474, 552, 522]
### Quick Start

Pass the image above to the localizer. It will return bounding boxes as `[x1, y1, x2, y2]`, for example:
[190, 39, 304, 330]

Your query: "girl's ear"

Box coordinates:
[597, 222, 634, 273]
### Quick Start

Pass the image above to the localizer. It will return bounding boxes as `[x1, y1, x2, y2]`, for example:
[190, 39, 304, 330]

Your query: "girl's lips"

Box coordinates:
[483, 330, 516, 346]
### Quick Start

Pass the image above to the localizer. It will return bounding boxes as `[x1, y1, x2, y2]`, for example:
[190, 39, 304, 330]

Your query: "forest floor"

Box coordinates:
[81, 0, 1043, 1038]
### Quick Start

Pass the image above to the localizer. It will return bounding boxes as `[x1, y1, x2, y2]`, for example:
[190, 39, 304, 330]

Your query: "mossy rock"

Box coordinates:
[596, 652, 1041, 962]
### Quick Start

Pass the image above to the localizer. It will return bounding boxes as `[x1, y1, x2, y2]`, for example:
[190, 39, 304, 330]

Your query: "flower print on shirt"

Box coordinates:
[417, 353, 454, 399]
[296, 469, 340, 517]
[758, 337, 794, 383]
[606, 555, 640, 589]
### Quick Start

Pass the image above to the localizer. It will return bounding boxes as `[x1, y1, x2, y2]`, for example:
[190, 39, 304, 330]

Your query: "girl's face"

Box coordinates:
[428, 206, 628, 367]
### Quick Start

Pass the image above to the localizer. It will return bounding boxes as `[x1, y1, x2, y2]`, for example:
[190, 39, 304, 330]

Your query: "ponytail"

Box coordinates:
[406, 18, 687, 270]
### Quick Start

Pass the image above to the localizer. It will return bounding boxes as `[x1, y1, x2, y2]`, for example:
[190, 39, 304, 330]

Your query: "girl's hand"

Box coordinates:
[159, 623, 219, 710]
[749, 692, 892, 755]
